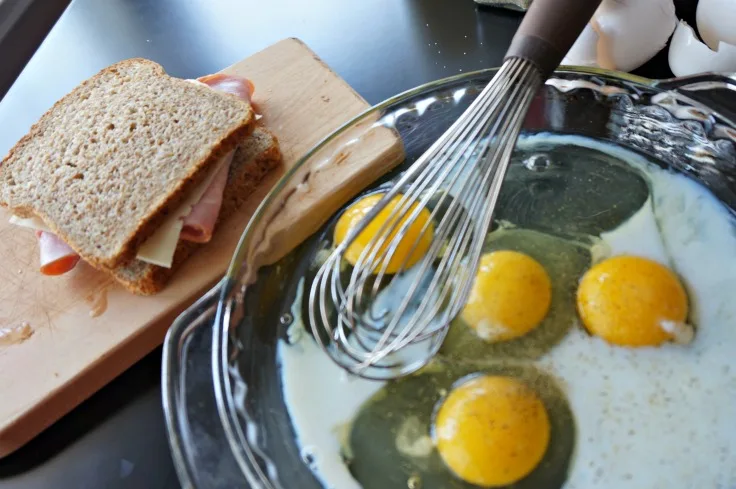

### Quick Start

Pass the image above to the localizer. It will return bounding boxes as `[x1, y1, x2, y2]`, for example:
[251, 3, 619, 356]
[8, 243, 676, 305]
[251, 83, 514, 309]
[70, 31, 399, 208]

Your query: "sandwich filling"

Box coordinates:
[14, 73, 255, 276]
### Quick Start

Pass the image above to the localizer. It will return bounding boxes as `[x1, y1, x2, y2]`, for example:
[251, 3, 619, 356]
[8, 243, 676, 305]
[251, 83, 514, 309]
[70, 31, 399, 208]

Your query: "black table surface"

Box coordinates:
[0, 1, 695, 487]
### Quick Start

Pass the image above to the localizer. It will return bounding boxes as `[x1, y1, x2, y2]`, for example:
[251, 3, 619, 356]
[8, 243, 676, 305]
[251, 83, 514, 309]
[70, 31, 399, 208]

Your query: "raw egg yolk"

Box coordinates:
[461, 250, 552, 342]
[435, 375, 551, 487]
[576, 255, 690, 347]
[334, 193, 434, 274]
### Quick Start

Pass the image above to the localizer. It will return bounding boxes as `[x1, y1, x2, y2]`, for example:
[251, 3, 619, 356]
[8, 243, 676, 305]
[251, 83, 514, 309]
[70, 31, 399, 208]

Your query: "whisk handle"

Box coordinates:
[505, 0, 603, 79]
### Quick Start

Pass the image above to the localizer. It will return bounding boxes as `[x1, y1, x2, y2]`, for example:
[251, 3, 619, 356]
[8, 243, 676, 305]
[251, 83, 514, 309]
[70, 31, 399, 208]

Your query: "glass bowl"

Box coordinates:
[161, 67, 736, 489]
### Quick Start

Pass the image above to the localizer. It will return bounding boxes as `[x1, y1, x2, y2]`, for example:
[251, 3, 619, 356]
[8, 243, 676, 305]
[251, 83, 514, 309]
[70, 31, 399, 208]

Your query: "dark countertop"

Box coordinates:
[0, 1, 694, 488]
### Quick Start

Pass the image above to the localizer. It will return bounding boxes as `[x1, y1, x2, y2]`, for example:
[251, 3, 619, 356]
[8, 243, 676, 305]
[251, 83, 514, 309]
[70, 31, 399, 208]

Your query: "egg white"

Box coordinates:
[532, 135, 736, 489]
[280, 134, 736, 489]
[278, 280, 386, 489]
[591, 196, 670, 266]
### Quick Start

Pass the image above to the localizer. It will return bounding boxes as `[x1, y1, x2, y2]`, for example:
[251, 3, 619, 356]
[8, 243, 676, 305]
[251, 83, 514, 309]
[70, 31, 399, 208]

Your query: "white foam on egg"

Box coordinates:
[524, 134, 736, 489]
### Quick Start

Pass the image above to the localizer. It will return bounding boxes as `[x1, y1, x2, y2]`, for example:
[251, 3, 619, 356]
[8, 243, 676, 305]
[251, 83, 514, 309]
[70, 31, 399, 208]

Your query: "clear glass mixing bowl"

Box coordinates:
[161, 67, 736, 489]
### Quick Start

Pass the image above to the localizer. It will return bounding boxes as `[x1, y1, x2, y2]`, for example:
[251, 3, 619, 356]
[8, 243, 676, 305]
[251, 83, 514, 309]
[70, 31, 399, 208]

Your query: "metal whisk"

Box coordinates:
[309, 0, 603, 380]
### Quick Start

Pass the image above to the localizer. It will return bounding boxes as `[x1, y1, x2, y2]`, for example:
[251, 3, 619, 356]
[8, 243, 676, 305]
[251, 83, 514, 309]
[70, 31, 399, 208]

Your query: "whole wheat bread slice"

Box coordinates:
[109, 127, 282, 295]
[0, 58, 255, 269]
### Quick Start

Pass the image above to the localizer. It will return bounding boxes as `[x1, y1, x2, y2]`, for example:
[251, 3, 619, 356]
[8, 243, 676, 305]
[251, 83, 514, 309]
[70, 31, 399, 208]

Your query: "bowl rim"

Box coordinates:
[222, 66, 736, 283]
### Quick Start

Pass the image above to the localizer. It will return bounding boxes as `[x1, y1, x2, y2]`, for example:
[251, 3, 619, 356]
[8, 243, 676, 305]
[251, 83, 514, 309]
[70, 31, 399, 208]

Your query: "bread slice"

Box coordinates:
[109, 127, 282, 295]
[0, 58, 255, 269]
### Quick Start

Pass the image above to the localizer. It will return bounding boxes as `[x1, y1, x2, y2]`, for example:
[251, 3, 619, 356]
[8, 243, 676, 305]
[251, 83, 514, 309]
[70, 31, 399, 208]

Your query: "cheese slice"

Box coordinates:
[135, 152, 234, 267]
[8, 150, 234, 269]
[134, 218, 185, 268]
[9, 215, 52, 232]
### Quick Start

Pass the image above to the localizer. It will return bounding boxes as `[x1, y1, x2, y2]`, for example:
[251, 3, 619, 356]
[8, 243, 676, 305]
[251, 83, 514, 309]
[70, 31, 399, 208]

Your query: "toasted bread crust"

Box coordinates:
[111, 119, 255, 269]
[0, 58, 255, 269]
[109, 128, 282, 295]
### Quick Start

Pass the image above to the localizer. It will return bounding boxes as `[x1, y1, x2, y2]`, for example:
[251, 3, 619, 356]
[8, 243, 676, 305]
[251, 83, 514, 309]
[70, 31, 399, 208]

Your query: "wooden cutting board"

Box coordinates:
[0, 38, 402, 457]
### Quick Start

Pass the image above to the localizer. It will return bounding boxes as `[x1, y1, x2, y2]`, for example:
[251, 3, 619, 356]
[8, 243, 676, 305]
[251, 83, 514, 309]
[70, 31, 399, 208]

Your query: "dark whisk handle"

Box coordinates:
[505, 0, 604, 79]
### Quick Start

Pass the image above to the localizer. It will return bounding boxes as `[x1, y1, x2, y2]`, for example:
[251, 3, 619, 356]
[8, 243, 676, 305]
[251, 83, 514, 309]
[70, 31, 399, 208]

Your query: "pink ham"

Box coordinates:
[180, 151, 233, 243]
[197, 73, 254, 104]
[179, 74, 254, 243]
[36, 230, 81, 275]
[34, 73, 255, 273]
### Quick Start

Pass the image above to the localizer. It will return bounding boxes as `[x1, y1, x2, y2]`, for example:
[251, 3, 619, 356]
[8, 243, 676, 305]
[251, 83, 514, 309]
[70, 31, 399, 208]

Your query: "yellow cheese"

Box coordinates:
[8, 151, 234, 269]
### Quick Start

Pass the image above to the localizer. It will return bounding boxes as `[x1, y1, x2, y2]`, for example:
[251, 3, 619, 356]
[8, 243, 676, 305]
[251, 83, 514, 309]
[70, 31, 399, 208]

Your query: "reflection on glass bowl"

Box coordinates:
[162, 67, 736, 489]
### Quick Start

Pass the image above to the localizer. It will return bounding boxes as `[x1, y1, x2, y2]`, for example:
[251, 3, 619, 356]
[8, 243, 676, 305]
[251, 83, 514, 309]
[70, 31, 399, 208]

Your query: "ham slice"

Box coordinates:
[33, 73, 255, 273]
[180, 151, 233, 243]
[36, 231, 81, 275]
[197, 73, 254, 104]
[179, 74, 254, 243]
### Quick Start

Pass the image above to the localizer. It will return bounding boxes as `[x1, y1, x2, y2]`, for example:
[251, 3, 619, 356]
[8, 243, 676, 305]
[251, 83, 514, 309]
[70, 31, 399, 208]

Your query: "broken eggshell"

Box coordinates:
[562, 0, 677, 73]
[668, 21, 736, 77]
[696, 0, 736, 52]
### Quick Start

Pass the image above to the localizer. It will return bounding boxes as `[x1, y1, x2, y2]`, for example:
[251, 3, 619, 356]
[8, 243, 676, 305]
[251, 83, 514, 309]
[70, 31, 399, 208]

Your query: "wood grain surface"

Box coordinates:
[0, 38, 403, 457]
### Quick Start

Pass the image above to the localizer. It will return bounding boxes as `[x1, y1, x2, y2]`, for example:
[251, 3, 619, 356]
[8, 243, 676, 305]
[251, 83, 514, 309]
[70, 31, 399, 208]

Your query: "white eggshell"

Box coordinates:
[668, 21, 736, 77]
[562, 0, 677, 73]
[696, 0, 736, 51]
[562, 22, 604, 68]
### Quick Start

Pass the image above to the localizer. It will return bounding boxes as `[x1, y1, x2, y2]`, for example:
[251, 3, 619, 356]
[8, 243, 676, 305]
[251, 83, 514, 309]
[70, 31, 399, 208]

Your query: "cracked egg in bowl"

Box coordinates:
[163, 69, 736, 489]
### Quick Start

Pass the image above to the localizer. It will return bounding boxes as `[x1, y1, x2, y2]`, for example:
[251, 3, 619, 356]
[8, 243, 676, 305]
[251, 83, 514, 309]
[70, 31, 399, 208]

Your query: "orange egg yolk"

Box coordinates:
[461, 250, 552, 342]
[434, 375, 551, 486]
[334, 193, 434, 274]
[576, 255, 691, 347]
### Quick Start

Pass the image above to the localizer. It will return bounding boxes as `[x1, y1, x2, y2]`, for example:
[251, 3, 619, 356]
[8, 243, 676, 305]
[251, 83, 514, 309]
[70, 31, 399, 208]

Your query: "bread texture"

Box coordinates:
[0, 58, 254, 269]
[109, 127, 282, 295]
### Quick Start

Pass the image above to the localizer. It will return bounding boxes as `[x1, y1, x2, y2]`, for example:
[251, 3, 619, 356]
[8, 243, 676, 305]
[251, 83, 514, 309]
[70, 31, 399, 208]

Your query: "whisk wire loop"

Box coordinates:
[308, 57, 543, 379]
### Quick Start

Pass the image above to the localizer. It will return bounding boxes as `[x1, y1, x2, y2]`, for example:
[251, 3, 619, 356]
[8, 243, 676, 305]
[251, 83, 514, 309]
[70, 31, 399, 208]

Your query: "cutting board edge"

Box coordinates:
[0, 283, 207, 458]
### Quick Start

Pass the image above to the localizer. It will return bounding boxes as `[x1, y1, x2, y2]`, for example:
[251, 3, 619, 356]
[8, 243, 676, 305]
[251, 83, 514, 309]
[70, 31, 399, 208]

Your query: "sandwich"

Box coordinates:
[0, 58, 282, 295]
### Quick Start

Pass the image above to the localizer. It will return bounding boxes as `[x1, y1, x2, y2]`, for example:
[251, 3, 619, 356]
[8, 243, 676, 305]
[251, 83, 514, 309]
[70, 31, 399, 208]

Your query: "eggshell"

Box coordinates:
[562, 22, 603, 68]
[696, 0, 736, 51]
[668, 21, 736, 77]
[563, 0, 677, 73]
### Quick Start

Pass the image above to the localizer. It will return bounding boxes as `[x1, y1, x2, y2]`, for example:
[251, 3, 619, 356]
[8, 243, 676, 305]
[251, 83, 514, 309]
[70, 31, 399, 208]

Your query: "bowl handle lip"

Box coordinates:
[162, 276, 275, 489]
[161, 278, 228, 489]
[211, 277, 283, 489]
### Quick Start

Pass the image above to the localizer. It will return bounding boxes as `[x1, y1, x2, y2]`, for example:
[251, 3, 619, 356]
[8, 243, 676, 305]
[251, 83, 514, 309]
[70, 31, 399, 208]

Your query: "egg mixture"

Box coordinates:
[277, 134, 736, 489]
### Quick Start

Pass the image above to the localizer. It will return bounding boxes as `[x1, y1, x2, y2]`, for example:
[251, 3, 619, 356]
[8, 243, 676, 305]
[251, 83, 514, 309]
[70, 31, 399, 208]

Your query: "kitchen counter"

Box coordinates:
[0, 0, 694, 487]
